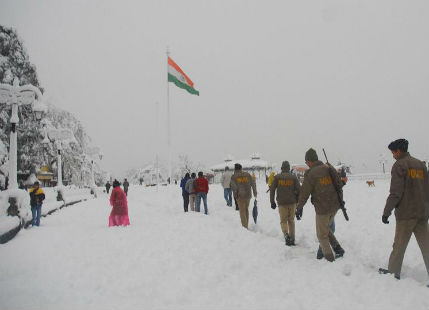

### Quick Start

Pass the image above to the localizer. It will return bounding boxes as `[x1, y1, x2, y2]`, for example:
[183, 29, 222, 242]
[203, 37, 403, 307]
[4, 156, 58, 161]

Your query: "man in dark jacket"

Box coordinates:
[180, 173, 191, 212]
[296, 148, 345, 262]
[123, 179, 129, 196]
[379, 139, 429, 283]
[105, 181, 111, 194]
[29, 181, 45, 227]
[270, 161, 300, 246]
[195, 172, 209, 214]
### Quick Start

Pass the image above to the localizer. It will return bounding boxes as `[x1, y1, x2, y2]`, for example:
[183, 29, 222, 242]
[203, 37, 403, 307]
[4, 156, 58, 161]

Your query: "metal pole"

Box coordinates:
[156, 101, 160, 191]
[166, 47, 171, 185]
[57, 148, 63, 187]
[90, 159, 95, 187]
[8, 103, 18, 190]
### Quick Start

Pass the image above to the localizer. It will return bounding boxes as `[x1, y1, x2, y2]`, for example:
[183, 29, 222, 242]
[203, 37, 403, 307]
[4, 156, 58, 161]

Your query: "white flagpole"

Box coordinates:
[156, 101, 160, 191]
[166, 47, 172, 184]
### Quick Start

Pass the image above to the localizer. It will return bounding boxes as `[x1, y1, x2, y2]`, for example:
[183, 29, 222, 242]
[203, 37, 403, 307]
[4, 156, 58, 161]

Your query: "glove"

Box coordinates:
[382, 215, 390, 224]
[271, 202, 277, 210]
[296, 208, 303, 220]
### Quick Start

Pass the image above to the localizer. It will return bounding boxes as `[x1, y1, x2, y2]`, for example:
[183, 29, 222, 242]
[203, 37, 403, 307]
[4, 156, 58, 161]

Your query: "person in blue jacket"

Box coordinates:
[180, 173, 191, 212]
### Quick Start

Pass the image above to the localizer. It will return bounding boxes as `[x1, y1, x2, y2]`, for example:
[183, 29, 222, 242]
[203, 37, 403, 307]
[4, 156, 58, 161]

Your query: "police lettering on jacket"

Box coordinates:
[270, 172, 300, 206]
[231, 171, 257, 200]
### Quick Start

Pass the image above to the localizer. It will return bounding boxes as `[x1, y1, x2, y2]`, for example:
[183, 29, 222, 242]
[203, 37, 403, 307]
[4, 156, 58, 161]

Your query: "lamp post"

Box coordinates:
[0, 78, 43, 190]
[87, 147, 103, 196]
[43, 128, 72, 186]
[80, 156, 85, 187]
[41, 125, 73, 200]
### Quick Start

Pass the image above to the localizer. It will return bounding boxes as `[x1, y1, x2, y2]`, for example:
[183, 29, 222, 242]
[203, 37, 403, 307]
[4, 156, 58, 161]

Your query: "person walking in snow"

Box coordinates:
[123, 178, 130, 196]
[378, 139, 429, 284]
[195, 172, 209, 214]
[105, 181, 111, 194]
[230, 163, 257, 229]
[180, 173, 191, 212]
[109, 180, 130, 227]
[270, 161, 300, 246]
[296, 148, 345, 262]
[185, 172, 197, 211]
[220, 166, 234, 207]
[29, 181, 45, 227]
[267, 171, 275, 193]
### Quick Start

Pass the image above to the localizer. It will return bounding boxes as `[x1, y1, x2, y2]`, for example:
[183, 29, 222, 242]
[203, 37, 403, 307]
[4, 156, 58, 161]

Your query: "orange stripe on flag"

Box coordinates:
[168, 57, 194, 87]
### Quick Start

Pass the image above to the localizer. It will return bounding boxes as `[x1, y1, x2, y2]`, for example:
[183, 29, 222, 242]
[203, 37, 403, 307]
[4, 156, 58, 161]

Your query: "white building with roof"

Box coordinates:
[210, 153, 273, 183]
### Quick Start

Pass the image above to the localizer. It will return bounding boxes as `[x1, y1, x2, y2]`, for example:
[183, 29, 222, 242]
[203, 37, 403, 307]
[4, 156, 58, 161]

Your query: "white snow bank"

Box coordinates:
[0, 189, 31, 236]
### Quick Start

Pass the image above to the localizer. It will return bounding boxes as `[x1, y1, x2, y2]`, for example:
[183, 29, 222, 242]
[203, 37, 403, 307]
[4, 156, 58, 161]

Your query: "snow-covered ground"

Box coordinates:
[0, 186, 95, 237]
[0, 179, 428, 309]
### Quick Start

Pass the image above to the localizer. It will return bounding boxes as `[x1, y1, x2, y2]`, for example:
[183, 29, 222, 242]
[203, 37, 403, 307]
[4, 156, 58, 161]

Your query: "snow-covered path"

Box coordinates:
[0, 180, 428, 309]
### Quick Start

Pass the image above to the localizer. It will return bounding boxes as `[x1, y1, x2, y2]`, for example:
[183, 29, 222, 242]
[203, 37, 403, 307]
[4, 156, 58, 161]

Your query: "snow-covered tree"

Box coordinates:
[0, 25, 106, 186]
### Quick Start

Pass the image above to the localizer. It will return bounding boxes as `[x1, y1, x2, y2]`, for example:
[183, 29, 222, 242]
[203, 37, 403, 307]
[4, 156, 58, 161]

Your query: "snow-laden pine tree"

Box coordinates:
[0, 25, 105, 187]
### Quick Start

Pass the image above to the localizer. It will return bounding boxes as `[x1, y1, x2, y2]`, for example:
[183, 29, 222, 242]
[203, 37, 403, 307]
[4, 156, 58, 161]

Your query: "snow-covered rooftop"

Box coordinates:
[210, 154, 272, 172]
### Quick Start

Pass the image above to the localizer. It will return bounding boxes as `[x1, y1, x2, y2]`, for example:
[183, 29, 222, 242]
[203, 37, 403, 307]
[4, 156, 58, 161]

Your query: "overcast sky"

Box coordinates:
[1, 0, 428, 176]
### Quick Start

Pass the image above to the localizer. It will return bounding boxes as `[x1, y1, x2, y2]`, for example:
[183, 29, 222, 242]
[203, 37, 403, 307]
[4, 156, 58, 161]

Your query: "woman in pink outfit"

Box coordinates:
[109, 179, 130, 226]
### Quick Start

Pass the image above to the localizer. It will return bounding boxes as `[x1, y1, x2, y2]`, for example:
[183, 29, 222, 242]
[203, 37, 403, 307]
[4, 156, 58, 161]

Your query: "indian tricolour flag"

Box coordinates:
[168, 57, 199, 96]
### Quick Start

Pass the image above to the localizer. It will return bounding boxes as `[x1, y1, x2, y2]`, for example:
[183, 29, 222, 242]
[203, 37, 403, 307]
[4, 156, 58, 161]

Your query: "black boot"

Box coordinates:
[378, 268, 400, 280]
[316, 251, 324, 260]
[284, 234, 290, 246]
[333, 245, 345, 258]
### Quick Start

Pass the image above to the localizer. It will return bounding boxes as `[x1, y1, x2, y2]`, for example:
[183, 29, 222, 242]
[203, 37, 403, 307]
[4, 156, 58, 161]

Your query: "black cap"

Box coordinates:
[388, 139, 408, 152]
[234, 163, 242, 170]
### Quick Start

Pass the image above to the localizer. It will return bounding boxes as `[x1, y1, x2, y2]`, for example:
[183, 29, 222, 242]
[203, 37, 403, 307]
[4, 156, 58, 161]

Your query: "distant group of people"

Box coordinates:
[105, 178, 129, 196]
[179, 164, 258, 228]
[180, 172, 209, 214]
[177, 139, 429, 285]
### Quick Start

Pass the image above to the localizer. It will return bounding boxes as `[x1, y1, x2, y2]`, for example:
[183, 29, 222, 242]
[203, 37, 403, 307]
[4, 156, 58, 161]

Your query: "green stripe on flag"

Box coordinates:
[168, 73, 199, 96]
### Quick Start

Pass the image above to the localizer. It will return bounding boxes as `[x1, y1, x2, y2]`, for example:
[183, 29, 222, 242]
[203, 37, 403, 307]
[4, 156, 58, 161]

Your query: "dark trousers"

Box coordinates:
[182, 192, 189, 212]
